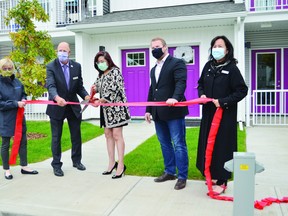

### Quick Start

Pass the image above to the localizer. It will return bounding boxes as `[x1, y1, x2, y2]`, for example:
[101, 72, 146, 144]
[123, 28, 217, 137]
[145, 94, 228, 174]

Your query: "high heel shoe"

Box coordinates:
[208, 184, 227, 196]
[112, 165, 126, 179]
[102, 162, 118, 175]
[205, 179, 217, 186]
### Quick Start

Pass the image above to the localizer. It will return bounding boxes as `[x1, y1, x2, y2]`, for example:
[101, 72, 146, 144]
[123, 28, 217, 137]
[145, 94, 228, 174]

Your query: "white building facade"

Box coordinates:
[0, 0, 287, 126]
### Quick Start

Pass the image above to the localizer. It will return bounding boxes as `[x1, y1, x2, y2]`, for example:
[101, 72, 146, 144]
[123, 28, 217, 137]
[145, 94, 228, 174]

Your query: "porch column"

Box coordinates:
[96, 0, 103, 16]
[75, 32, 95, 119]
[234, 16, 247, 124]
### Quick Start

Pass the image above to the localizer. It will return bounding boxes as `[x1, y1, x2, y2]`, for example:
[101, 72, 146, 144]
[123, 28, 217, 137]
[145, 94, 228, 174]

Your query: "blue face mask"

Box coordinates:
[57, 51, 69, 63]
[212, 48, 225, 60]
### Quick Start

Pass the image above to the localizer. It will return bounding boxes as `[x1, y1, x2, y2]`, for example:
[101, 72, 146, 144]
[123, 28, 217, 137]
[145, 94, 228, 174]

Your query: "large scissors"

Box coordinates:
[80, 85, 96, 114]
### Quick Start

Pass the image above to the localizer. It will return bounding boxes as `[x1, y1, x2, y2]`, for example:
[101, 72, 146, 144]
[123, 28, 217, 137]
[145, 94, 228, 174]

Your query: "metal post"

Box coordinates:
[225, 152, 264, 216]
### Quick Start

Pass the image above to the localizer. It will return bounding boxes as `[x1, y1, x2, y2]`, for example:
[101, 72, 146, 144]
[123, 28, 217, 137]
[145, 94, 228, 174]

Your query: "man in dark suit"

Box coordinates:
[46, 42, 90, 177]
[145, 37, 189, 190]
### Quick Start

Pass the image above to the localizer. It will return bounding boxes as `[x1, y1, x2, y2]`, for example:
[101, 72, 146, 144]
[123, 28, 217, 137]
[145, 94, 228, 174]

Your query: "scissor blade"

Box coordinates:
[80, 99, 89, 104]
[80, 99, 90, 113]
[80, 104, 88, 113]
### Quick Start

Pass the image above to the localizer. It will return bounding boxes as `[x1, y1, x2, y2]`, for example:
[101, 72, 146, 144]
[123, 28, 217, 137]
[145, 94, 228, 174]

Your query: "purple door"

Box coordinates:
[284, 48, 288, 113]
[169, 46, 200, 117]
[121, 48, 150, 117]
[122, 46, 200, 118]
[284, 48, 288, 90]
[251, 49, 281, 113]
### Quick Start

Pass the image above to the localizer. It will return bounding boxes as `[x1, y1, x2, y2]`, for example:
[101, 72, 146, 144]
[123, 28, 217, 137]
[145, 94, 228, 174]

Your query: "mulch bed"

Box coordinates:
[2, 133, 46, 141]
[27, 132, 47, 140]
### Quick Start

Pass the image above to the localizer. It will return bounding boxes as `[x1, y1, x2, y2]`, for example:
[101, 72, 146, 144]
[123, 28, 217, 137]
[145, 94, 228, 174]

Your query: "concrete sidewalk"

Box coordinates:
[0, 121, 287, 216]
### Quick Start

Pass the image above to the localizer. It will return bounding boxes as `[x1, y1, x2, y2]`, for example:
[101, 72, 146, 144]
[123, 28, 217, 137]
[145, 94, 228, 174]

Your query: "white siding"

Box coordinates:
[244, 30, 288, 125]
[77, 25, 235, 119]
[245, 30, 288, 49]
[244, 29, 288, 88]
[110, 0, 228, 12]
[245, 31, 288, 89]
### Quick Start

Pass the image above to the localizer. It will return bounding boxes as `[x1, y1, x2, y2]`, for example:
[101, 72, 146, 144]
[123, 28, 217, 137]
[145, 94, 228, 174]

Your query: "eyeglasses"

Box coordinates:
[2, 67, 13, 71]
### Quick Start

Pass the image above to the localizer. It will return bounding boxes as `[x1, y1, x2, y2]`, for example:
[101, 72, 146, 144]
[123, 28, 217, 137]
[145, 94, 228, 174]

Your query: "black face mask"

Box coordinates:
[152, 48, 164, 59]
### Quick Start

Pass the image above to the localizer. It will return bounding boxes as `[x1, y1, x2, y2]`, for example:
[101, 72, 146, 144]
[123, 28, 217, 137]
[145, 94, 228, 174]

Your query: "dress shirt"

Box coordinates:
[155, 54, 169, 83]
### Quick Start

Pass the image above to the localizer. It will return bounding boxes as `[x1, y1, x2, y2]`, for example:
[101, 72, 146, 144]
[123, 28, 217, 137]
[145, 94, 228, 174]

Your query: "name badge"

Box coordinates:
[221, 70, 229, 74]
[73, 76, 78, 80]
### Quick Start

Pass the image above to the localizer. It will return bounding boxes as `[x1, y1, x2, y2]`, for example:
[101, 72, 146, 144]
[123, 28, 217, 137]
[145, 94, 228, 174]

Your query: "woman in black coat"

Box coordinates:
[0, 58, 38, 180]
[196, 36, 248, 195]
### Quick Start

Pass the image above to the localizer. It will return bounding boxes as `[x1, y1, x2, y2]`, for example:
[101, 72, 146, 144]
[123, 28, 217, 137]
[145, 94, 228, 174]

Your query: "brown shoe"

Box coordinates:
[154, 172, 176, 182]
[174, 179, 186, 190]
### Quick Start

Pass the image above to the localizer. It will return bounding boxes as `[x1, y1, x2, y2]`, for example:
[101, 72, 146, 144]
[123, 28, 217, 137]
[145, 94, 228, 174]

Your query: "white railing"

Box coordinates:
[24, 93, 49, 121]
[0, 0, 97, 34]
[247, 0, 288, 12]
[252, 89, 288, 125]
[2, 0, 287, 34]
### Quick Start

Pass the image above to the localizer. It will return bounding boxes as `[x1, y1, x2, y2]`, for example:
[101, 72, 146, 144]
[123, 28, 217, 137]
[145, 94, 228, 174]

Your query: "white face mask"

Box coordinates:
[212, 48, 225, 60]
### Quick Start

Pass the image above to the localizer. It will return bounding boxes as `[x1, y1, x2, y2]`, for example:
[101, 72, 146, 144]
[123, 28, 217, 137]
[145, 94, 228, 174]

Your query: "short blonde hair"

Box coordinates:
[151, 37, 167, 46]
[0, 58, 15, 71]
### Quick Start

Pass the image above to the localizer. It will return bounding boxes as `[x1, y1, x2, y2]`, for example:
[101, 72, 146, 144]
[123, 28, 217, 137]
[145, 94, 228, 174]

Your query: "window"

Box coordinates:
[126, 52, 145, 67]
[256, 52, 276, 105]
[39, 0, 50, 15]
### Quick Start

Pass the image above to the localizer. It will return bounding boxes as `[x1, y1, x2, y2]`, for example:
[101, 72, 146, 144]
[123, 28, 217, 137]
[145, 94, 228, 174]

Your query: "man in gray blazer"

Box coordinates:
[46, 42, 90, 177]
[145, 37, 189, 190]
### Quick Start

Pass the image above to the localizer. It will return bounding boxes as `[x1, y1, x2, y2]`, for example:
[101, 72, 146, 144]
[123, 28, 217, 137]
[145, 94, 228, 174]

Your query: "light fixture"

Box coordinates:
[260, 22, 272, 28]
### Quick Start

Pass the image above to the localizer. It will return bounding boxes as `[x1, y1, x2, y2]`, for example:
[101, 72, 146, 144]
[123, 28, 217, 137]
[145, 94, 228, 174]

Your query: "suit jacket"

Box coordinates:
[146, 55, 189, 121]
[46, 59, 89, 120]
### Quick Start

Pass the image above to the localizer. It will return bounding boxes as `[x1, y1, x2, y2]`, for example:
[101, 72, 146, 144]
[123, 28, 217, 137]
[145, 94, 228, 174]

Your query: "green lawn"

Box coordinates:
[0, 121, 104, 165]
[2, 121, 246, 181]
[124, 126, 246, 180]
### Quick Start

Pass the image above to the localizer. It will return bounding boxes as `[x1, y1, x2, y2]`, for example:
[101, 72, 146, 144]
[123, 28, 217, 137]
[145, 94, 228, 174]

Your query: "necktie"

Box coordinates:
[62, 64, 70, 89]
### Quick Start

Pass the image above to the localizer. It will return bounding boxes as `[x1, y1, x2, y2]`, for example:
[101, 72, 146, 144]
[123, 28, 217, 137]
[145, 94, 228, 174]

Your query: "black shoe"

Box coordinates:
[21, 169, 38, 175]
[174, 179, 187, 190]
[73, 162, 86, 171]
[53, 168, 64, 177]
[154, 172, 176, 183]
[4, 173, 13, 180]
[102, 162, 118, 175]
[112, 165, 126, 179]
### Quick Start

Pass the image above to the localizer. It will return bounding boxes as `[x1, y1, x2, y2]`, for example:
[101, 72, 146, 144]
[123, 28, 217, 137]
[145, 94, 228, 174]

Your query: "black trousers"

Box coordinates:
[1, 134, 28, 170]
[50, 105, 82, 168]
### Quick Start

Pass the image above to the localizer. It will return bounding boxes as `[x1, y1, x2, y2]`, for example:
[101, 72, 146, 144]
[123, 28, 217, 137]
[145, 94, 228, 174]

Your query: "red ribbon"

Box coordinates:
[204, 107, 287, 210]
[9, 107, 24, 165]
[204, 108, 233, 202]
[10, 98, 212, 165]
[11, 98, 288, 209]
[11, 98, 288, 210]
[254, 197, 288, 210]
[24, 97, 213, 107]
